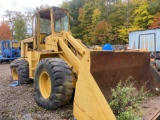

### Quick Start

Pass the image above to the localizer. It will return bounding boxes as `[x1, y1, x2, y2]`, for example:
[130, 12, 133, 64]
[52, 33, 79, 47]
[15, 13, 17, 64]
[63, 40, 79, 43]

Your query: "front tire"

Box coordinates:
[10, 59, 31, 84]
[34, 58, 73, 110]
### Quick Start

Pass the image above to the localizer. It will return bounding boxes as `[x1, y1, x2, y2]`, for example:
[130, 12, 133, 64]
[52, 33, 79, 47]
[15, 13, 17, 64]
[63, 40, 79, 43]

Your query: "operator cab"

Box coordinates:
[32, 6, 69, 48]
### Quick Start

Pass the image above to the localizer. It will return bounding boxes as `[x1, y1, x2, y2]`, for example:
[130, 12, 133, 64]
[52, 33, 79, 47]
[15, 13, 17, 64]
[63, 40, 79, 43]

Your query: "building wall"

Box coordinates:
[129, 29, 160, 52]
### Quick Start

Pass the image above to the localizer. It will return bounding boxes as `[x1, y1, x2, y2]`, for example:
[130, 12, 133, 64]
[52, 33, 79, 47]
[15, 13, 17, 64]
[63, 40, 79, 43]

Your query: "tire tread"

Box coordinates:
[34, 58, 73, 110]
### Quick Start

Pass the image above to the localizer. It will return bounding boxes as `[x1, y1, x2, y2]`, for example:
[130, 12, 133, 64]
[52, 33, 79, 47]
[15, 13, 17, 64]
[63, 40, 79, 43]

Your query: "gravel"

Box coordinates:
[0, 64, 73, 120]
[0, 63, 160, 120]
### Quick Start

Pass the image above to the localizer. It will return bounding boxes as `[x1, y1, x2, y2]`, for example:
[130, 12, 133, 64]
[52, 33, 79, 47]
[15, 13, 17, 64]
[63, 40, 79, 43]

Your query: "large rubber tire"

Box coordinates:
[10, 59, 31, 84]
[34, 58, 74, 110]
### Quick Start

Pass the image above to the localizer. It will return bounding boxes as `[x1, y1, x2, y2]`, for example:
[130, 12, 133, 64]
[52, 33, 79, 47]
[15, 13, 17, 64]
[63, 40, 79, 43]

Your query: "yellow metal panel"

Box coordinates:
[74, 68, 116, 120]
[27, 51, 40, 78]
[27, 51, 62, 78]
[74, 52, 116, 120]
[22, 37, 34, 43]
[21, 37, 34, 58]
[45, 35, 58, 51]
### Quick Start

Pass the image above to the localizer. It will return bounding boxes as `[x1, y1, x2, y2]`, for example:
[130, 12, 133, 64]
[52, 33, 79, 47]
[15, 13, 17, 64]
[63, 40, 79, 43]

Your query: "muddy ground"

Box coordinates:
[0, 64, 160, 120]
[0, 64, 73, 120]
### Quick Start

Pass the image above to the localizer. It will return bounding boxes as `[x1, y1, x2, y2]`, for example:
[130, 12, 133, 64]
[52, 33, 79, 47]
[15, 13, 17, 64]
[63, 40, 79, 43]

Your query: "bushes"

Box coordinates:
[109, 77, 149, 120]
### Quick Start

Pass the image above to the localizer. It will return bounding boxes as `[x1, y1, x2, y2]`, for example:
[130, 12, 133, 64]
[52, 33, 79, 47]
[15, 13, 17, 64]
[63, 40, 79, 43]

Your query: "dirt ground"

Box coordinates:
[0, 64, 160, 120]
[0, 64, 73, 120]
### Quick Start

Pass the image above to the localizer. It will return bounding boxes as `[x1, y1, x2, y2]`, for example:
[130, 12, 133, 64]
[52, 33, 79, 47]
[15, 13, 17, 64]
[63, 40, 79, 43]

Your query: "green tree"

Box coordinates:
[3, 10, 30, 38]
[91, 20, 111, 44]
[4, 10, 23, 37]
[90, 8, 111, 45]
[78, 2, 95, 45]
[61, 0, 159, 45]
[14, 18, 27, 41]
[92, 8, 101, 25]
[133, 1, 153, 29]
[107, 3, 128, 44]
[62, 0, 84, 39]
[148, 0, 160, 15]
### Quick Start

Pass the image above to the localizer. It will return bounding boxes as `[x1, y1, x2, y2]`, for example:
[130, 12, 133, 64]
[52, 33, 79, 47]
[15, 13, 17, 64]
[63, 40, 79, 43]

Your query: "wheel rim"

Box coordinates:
[12, 68, 18, 80]
[39, 71, 51, 99]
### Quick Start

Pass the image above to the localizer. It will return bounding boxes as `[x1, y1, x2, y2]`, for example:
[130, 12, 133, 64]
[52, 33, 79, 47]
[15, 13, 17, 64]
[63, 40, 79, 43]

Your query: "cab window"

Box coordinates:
[54, 9, 69, 32]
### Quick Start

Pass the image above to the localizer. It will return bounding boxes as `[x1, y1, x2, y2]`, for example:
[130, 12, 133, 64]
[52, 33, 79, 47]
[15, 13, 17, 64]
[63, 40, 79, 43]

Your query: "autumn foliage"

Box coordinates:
[0, 21, 13, 40]
[149, 12, 160, 29]
[61, 0, 160, 45]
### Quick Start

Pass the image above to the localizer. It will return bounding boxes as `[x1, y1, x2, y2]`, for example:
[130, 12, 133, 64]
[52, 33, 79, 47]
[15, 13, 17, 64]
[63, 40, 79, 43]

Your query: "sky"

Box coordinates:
[0, 0, 67, 20]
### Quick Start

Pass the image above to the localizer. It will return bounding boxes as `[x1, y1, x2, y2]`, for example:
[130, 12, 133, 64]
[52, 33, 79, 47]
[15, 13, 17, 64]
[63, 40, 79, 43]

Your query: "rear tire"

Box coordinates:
[34, 58, 74, 110]
[10, 59, 31, 84]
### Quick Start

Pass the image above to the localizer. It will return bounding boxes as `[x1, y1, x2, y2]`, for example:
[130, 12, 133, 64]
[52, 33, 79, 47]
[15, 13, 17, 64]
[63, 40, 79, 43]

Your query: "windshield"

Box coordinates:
[54, 9, 69, 32]
[40, 18, 51, 34]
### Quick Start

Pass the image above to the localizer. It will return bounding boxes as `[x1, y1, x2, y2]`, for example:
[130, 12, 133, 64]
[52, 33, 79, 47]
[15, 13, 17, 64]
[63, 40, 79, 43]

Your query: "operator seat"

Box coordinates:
[41, 26, 51, 44]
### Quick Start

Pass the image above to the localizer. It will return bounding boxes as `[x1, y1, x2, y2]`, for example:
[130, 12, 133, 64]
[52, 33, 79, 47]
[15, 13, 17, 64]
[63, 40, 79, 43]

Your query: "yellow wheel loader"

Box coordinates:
[10, 6, 160, 120]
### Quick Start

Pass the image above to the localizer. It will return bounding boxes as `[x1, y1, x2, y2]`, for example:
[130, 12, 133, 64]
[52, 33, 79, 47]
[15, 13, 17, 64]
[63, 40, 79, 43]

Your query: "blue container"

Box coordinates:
[129, 29, 160, 52]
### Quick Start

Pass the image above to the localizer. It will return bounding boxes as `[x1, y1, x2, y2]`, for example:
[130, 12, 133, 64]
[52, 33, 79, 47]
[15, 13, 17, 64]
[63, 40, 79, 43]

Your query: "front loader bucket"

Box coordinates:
[90, 51, 160, 100]
[74, 51, 160, 120]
